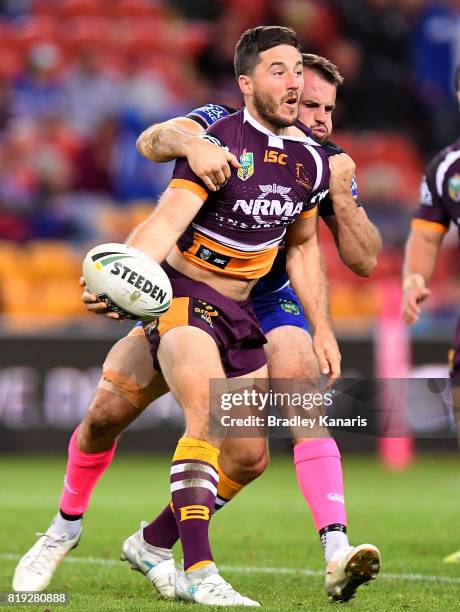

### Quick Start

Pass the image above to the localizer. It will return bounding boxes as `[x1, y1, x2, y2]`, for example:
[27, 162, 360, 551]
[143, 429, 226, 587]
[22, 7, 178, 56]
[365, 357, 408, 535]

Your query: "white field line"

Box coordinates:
[1, 553, 460, 585]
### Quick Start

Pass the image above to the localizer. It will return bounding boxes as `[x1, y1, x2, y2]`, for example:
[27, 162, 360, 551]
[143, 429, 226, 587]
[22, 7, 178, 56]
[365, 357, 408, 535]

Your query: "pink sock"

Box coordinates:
[294, 438, 347, 532]
[59, 427, 117, 516]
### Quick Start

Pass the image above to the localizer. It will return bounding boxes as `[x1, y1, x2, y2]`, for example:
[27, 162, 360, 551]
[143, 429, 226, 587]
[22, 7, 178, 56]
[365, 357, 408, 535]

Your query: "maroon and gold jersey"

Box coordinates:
[413, 138, 460, 238]
[169, 107, 330, 280]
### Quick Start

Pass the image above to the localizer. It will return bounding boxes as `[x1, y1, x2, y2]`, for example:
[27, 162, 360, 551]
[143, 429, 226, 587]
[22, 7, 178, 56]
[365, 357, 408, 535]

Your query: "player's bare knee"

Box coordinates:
[83, 392, 136, 442]
[233, 445, 269, 483]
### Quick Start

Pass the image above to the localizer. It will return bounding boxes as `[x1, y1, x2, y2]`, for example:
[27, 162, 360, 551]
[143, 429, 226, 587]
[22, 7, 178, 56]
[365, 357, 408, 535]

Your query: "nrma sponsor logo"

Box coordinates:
[233, 184, 303, 221]
[233, 198, 303, 217]
[232, 184, 329, 224]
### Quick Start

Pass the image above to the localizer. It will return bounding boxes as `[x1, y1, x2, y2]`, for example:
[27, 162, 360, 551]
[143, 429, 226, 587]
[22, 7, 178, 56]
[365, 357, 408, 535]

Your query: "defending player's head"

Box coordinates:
[235, 26, 303, 131]
[299, 53, 343, 143]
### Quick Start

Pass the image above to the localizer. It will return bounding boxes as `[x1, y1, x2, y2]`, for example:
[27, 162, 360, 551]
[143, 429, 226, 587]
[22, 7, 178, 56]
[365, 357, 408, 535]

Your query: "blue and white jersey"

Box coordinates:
[186, 104, 236, 129]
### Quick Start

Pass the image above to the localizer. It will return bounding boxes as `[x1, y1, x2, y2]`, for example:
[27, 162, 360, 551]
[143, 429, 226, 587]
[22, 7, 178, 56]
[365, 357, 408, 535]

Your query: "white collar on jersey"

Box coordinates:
[243, 107, 320, 146]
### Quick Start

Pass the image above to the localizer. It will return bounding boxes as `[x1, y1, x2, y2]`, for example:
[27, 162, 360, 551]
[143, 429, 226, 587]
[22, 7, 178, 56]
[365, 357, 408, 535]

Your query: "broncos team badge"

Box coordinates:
[448, 174, 460, 202]
[237, 151, 254, 181]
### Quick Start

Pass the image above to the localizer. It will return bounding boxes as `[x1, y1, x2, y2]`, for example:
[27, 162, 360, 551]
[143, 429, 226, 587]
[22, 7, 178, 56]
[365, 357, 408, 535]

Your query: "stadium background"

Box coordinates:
[1, 2, 460, 610]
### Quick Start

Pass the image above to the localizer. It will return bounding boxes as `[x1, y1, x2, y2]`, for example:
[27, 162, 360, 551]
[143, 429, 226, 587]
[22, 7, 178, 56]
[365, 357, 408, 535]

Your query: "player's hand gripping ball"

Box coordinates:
[82, 243, 172, 321]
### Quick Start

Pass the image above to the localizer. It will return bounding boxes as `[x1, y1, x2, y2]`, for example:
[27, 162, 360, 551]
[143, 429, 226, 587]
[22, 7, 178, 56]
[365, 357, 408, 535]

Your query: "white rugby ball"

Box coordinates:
[82, 243, 172, 321]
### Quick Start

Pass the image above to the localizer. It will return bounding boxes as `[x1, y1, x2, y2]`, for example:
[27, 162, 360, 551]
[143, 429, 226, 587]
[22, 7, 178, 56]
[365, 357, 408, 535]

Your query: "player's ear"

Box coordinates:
[239, 74, 253, 96]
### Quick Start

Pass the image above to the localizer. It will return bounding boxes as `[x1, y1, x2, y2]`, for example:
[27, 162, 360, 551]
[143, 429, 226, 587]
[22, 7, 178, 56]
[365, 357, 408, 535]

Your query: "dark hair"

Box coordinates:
[234, 26, 300, 78]
[302, 53, 344, 87]
[455, 64, 460, 92]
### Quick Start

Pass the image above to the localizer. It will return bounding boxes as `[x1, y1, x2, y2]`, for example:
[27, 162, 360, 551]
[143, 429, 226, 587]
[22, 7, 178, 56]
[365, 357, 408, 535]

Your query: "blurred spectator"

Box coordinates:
[168, 0, 223, 21]
[63, 48, 120, 137]
[196, 9, 246, 105]
[71, 117, 115, 194]
[273, 0, 339, 52]
[0, 76, 13, 131]
[410, 0, 460, 151]
[0, 0, 33, 17]
[12, 43, 64, 121]
[119, 54, 178, 122]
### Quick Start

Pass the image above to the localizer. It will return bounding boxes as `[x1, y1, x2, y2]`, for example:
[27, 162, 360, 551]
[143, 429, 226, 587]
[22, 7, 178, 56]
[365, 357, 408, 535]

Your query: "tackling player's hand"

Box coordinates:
[79, 276, 122, 320]
[312, 326, 341, 383]
[402, 286, 431, 325]
[184, 137, 241, 192]
[328, 153, 356, 197]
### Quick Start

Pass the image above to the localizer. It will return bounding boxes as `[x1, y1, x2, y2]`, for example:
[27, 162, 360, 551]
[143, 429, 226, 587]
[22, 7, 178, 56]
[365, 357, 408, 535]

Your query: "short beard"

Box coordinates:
[253, 89, 297, 130]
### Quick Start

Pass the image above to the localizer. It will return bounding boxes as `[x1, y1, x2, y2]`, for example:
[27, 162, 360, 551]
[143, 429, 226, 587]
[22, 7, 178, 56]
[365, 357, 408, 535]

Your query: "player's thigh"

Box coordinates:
[265, 325, 319, 379]
[158, 325, 267, 444]
[80, 328, 168, 444]
[158, 326, 226, 442]
[98, 325, 169, 409]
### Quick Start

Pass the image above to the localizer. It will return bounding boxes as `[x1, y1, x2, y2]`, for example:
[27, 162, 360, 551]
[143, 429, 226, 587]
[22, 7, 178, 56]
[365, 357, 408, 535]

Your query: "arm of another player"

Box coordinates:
[286, 214, 341, 380]
[323, 153, 382, 276]
[401, 227, 445, 324]
[136, 117, 240, 191]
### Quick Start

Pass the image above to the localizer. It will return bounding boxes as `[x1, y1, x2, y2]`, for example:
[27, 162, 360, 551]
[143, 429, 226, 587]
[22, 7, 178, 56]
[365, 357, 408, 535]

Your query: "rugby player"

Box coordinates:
[402, 65, 460, 564]
[14, 26, 340, 606]
[13, 47, 381, 603]
[133, 52, 381, 601]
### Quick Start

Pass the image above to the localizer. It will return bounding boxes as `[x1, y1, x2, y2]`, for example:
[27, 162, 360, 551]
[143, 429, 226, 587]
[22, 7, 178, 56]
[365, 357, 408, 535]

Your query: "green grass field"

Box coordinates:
[1, 454, 460, 611]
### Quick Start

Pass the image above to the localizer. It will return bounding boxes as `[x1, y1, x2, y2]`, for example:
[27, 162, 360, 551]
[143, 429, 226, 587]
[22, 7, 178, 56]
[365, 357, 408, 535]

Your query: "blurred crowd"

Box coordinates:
[0, 0, 459, 325]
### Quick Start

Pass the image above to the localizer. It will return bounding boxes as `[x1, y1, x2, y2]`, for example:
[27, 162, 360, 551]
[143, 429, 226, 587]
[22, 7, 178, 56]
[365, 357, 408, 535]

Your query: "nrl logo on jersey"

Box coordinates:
[448, 174, 460, 202]
[199, 248, 212, 261]
[237, 150, 254, 181]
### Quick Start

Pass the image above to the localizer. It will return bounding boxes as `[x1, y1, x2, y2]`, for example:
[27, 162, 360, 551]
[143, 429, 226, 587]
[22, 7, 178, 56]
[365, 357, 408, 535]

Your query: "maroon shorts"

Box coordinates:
[143, 262, 267, 378]
[449, 315, 460, 385]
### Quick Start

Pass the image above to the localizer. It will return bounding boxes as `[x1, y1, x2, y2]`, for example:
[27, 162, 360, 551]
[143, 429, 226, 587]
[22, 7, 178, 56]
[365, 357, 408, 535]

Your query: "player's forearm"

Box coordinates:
[126, 214, 180, 263]
[331, 196, 381, 276]
[126, 188, 203, 263]
[286, 240, 332, 332]
[136, 123, 200, 163]
[402, 230, 442, 288]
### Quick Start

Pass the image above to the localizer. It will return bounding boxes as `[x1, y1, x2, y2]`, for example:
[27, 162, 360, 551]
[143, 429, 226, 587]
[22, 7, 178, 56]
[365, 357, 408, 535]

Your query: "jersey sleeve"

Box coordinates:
[185, 104, 236, 129]
[169, 157, 209, 201]
[299, 144, 331, 219]
[412, 159, 451, 234]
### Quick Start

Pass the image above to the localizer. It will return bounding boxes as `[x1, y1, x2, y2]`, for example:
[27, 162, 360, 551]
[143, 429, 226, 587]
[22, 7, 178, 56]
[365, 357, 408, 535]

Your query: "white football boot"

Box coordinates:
[325, 543, 380, 602]
[175, 563, 261, 606]
[12, 524, 82, 591]
[443, 549, 460, 563]
[121, 522, 176, 598]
